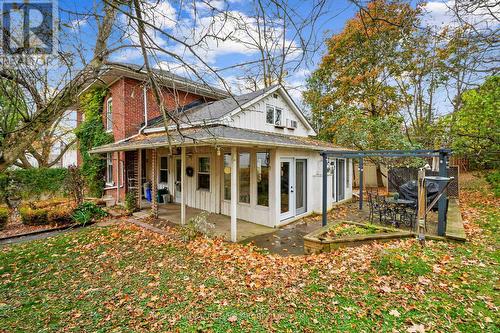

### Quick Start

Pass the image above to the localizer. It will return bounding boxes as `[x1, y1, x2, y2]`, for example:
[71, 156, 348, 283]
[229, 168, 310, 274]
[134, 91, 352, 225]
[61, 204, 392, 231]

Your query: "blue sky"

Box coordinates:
[58, 0, 359, 98]
[56, 0, 483, 112]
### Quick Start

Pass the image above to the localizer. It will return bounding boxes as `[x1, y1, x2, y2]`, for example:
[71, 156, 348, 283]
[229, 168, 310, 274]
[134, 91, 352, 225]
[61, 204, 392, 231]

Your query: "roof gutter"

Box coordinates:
[89, 137, 341, 154]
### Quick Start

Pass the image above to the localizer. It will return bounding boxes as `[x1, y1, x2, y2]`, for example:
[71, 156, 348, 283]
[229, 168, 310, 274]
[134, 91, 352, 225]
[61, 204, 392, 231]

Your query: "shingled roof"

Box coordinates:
[145, 85, 278, 128]
[90, 125, 347, 154]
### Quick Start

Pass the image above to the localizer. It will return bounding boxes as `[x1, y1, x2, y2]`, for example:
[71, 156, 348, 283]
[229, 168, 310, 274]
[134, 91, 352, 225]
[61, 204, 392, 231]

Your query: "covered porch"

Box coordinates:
[90, 125, 346, 242]
[134, 203, 273, 241]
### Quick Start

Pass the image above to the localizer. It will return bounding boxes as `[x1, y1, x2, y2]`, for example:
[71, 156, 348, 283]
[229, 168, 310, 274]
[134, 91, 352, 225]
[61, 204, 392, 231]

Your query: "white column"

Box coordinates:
[230, 147, 237, 242]
[181, 147, 186, 225]
[116, 153, 120, 204]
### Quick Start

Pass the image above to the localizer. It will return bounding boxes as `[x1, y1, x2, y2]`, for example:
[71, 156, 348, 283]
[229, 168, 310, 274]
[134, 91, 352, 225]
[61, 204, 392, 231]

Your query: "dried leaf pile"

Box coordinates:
[0, 175, 498, 332]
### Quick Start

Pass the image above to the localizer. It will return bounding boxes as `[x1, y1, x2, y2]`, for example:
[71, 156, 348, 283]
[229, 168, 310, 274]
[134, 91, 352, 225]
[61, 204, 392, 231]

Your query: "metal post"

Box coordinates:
[322, 153, 328, 227]
[358, 158, 364, 210]
[437, 150, 448, 236]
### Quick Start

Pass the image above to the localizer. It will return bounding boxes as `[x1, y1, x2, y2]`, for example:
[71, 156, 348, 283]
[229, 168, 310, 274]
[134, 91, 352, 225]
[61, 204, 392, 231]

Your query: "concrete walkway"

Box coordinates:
[133, 203, 274, 242]
[0, 220, 120, 246]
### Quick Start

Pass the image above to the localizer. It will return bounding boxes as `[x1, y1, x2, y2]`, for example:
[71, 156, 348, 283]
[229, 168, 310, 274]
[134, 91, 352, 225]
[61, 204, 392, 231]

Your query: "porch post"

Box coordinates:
[116, 153, 120, 204]
[359, 158, 364, 210]
[437, 150, 448, 236]
[151, 149, 158, 218]
[321, 153, 327, 227]
[181, 147, 186, 225]
[230, 147, 237, 242]
[137, 149, 142, 209]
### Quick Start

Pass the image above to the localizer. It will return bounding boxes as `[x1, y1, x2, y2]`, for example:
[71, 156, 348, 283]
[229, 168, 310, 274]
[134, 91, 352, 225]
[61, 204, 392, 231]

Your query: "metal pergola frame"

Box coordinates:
[320, 149, 451, 236]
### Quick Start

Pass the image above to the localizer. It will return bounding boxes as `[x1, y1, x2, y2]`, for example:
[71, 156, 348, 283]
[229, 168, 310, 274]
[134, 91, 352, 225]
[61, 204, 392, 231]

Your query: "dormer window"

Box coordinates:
[106, 98, 113, 132]
[266, 105, 283, 126]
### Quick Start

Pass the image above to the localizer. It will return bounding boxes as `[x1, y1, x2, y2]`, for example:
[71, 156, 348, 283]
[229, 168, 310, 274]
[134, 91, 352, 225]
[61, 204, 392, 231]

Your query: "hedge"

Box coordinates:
[47, 206, 74, 225]
[19, 207, 49, 226]
[0, 168, 68, 202]
[0, 207, 8, 230]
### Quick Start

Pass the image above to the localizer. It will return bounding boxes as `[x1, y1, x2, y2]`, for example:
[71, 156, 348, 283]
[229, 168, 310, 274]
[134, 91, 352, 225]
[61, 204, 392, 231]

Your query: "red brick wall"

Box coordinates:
[100, 77, 214, 203]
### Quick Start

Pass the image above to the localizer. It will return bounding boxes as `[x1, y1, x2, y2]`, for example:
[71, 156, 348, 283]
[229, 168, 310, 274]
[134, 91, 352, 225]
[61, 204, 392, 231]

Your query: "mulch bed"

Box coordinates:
[0, 222, 68, 240]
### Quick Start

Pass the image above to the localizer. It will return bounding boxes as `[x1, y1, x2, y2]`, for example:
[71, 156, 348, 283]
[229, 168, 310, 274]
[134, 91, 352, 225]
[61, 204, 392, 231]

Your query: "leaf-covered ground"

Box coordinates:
[0, 175, 498, 332]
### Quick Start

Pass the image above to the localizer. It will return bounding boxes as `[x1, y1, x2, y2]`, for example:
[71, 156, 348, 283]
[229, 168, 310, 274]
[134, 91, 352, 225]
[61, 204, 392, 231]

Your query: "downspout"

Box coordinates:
[138, 84, 148, 134]
[112, 85, 149, 145]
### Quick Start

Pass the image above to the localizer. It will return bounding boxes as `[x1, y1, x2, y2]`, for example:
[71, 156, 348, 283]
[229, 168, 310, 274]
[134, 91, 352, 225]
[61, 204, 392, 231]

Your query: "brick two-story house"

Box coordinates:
[83, 62, 353, 241]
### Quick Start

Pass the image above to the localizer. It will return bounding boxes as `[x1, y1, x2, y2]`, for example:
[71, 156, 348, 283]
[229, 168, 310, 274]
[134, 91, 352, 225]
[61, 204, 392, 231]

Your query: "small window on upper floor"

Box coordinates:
[266, 105, 274, 124]
[266, 105, 284, 126]
[106, 98, 113, 132]
[274, 108, 282, 126]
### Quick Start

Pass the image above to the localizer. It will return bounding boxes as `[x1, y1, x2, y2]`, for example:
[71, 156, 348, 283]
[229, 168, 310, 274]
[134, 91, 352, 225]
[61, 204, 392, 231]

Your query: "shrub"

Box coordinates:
[179, 211, 215, 242]
[19, 207, 49, 226]
[65, 166, 85, 204]
[0, 207, 8, 230]
[125, 191, 138, 213]
[31, 198, 68, 210]
[75, 88, 113, 197]
[0, 168, 68, 203]
[486, 170, 500, 197]
[72, 202, 107, 225]
[47, 206, 74, 225]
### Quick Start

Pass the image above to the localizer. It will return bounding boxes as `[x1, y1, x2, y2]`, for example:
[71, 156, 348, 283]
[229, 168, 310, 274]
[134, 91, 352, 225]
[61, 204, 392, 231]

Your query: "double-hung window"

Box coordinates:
[106, 98, 113, 132]
[159, 156, 168, 183]
[256, 152, 269, 206]
[266, 105, 283, 126]
[223, 154, 231, 200]
[239, 153, 250, 203]
[198, 157, 210, 190]
[106, 153, 113, 185]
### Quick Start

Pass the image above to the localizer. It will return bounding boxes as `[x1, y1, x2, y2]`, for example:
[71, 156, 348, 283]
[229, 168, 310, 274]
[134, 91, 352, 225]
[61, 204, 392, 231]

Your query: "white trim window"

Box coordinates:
[106, 98, 113, 132]
[159, 156, 168, 183]
[266, 105, 283, 126]
[256, 152, 269, 206]
[239, 152, 250, 203]
[198, 157, 210, 190]
[106, 153, 114, 185]
[223, 153, 231, 200]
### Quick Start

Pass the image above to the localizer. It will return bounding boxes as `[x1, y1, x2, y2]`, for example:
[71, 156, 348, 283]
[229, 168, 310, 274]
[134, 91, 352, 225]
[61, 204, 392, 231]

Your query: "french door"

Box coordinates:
[336, 158, 346, 202]
[280, 158, 307, 220]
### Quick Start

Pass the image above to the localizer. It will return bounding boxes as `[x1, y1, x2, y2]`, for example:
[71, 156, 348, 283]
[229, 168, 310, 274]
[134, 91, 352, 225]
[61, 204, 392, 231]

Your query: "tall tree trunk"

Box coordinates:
[0, 2, 117, 172]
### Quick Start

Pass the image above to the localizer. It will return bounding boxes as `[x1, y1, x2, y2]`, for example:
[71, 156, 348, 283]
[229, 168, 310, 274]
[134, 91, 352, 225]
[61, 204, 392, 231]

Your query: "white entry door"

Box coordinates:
[174, 157, 182, 203]
[280, 158, 307, 220]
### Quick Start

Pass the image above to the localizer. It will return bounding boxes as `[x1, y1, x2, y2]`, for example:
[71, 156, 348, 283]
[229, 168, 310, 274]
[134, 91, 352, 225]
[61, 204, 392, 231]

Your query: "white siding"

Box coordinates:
[228, 90, 315, 138]
[145, 146, 352, 227]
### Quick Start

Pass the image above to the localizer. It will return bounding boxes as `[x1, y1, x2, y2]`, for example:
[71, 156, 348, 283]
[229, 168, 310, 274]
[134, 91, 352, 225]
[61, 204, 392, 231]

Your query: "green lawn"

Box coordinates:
[0, 176, 498, 332]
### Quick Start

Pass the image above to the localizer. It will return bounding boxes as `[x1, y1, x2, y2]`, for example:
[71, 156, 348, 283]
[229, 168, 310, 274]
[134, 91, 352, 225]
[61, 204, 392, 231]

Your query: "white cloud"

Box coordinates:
[69, 17, 88, 31]
[111, 48, 143, 62]
[423, 0, 500, 29]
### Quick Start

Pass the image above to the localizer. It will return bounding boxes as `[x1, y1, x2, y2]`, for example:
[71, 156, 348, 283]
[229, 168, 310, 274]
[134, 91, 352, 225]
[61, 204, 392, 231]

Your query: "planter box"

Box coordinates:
[303, 221, 414, 254]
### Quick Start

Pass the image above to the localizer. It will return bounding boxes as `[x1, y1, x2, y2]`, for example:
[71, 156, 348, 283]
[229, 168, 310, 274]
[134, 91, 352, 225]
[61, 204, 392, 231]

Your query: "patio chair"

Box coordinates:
[367, 191, 377, 222]
[400, 206, 417, 230]
[376, 195, 392, 225]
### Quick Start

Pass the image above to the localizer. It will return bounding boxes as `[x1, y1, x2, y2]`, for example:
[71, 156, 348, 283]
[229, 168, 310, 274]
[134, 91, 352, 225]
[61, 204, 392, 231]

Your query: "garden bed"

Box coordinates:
[0, 198, 108, 240]
[304, 221, 414, 254]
